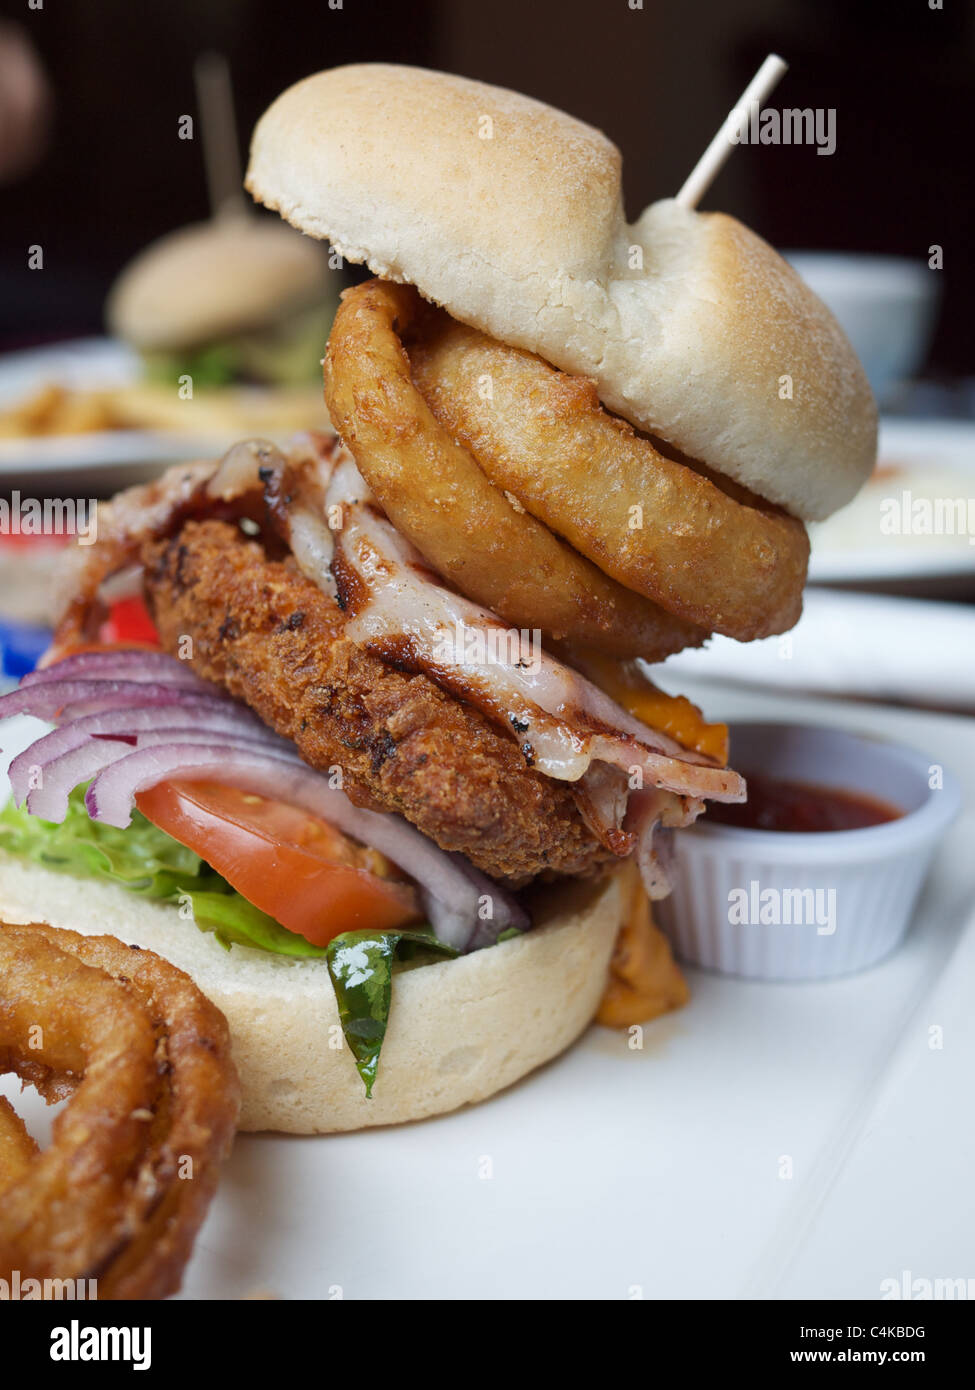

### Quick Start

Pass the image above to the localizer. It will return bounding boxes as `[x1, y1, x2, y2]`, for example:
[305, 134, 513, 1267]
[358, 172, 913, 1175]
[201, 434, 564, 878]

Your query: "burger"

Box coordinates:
[0, 65, 875, 1133]
[107, 213, 336, 390]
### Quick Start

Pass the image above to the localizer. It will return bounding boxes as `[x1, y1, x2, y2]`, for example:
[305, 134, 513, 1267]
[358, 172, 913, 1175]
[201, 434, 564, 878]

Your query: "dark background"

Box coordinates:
[2, 0, 973, 373]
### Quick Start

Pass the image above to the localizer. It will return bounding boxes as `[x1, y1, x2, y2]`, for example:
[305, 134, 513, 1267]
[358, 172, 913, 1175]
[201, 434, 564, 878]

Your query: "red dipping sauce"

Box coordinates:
[707, 772, 902, 834]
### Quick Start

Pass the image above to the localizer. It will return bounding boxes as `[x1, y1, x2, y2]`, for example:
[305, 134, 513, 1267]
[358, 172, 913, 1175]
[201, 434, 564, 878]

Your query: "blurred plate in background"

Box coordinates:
[785, 252, 941, 406]
[0, 427, 238, 490]
[0, 335, 327, 491]
[809, 417, 975, 593]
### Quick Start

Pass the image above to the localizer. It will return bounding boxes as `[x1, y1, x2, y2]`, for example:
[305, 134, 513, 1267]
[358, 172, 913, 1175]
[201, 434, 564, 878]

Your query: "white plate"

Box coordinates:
[0, 338, 222, 485]
[0, 337, 140, 408]
[0, 337, 324, 487]
[662, 588, 975, 712]
[0, 428, 242, 472]
[809, 417, 975, 586]
[1, 676, 972, 1299]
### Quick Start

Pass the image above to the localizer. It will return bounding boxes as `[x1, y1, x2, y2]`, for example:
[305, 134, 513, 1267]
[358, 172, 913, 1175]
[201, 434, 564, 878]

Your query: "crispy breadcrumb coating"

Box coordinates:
[142, 520, 610, 885]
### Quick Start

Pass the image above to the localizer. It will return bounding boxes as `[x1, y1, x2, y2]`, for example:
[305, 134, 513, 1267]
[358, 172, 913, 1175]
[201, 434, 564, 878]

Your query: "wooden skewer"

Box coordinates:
[193, 51, 248, 222]
[675, 54, 788, 210]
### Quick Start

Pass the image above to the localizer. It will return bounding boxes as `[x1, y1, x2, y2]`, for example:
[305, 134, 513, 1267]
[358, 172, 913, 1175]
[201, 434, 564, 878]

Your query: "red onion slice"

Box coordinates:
[85, 744, 527, 949]
[56, 689, 258, 721]
[15, 722, 299, 822]
[0, 681, 242, 725]
[26, 648, 208, 689]
[8, 697, 277, 788]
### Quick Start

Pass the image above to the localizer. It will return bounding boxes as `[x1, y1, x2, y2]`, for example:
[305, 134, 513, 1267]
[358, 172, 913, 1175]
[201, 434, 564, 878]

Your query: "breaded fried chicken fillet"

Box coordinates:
[141, 520, 610, 885]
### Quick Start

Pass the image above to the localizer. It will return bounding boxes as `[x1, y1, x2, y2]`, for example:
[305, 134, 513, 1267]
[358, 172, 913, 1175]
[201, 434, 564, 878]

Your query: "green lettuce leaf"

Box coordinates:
[141, 302, 339, 390]
[0, 786, 329, 957]
[186, 890, 328, 958]
[0, 783, 205, 893]
[144, 342, 244, 390]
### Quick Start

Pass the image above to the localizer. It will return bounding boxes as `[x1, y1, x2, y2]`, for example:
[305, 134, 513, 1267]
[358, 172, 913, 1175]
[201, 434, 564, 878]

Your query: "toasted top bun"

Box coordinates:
[0, 849, 622, 1134]
[107, 214, 328, 353]
[246, 63, 876, 521]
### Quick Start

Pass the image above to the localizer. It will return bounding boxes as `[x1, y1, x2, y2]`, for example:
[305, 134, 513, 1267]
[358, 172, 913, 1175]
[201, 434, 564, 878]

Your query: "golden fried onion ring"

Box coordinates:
[0, 1096, 37, 1181]
[324, 280, 707, 661]
[0, 923, 239, 1300]
[409, 313, 810, 641]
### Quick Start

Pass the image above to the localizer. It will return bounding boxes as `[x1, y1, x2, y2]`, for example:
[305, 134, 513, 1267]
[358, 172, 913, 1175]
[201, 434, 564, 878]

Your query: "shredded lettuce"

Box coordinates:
[141, 303, 339, 390]
[0, 787, 457, 1094]
[143, 343, 244, 391]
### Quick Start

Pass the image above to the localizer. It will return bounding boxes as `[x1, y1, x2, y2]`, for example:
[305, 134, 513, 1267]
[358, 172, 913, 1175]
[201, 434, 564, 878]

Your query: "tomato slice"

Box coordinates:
[99, 597, 160, 648]
[135, 781, 421, 945]
[44, 602, 160, 667]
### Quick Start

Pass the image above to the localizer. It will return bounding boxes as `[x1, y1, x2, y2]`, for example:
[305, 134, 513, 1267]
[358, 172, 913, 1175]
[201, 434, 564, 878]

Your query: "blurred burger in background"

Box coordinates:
[106, 213, 337, 391]
[0, 44, 344, 451]
[0, 215, 340, 445]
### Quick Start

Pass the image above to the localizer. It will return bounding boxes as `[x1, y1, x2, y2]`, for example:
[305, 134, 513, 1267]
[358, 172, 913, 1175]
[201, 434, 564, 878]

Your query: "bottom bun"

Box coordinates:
[0, 850, 622, 1133]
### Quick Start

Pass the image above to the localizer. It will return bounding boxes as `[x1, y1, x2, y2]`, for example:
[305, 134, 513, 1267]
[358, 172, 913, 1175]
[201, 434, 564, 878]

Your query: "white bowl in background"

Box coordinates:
[656, 721, 960, 981]
[785, 252, 941, 404]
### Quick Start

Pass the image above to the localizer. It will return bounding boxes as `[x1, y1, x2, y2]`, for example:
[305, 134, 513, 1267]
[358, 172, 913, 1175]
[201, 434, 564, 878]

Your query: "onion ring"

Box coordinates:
[323, 279, 707, 661]
[0, 1097, 37, 1185]
[0, 922, 239, 1299]
[346, 283, 807, 641]
[410, 312, 809, 640]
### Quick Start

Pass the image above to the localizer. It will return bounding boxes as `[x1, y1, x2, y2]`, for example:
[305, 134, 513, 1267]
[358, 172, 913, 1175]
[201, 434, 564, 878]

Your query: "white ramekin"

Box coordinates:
[656, 722, 961, 981]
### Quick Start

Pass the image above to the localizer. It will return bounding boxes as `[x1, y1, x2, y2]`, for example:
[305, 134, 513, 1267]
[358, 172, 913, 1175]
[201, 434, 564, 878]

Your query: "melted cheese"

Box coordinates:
[568, 649, 729, 765]
[596, 860, 690, 1028]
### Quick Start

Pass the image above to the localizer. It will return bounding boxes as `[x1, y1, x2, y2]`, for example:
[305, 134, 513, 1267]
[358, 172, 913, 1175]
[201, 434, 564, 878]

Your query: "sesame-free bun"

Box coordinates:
[107, 214, 328, 352]
[0, 850, 621, 1133]
[246, 63, 876, 521]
